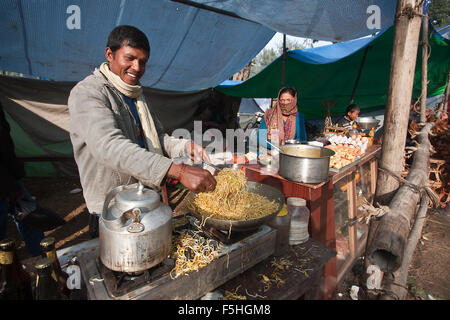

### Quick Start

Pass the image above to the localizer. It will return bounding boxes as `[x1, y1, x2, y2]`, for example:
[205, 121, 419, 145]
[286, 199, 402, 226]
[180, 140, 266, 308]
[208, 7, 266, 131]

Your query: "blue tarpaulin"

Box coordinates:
[0, 0, 274, 91]
[286, 31, 385, 65]
[189, 0, 397, 41]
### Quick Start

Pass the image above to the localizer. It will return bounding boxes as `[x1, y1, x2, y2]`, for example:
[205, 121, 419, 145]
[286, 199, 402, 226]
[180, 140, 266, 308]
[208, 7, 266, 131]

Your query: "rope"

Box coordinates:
[378, 167, 440, 208]
[349, 197, 390, 226]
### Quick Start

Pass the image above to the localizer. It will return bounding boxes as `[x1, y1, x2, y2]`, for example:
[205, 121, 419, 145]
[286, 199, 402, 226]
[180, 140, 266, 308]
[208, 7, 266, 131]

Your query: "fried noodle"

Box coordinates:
[191, 168, 278, 221]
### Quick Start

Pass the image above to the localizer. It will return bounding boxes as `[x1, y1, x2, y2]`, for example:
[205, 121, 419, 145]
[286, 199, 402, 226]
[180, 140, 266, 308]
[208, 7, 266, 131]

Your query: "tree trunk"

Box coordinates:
[380, 194, 429, 300]
[368, 123, 432, 273]
[231, 61, 252, 82]
[420, 14, 428, 124]
[436, 70, 450, 120]
[375, 0, 424, 205]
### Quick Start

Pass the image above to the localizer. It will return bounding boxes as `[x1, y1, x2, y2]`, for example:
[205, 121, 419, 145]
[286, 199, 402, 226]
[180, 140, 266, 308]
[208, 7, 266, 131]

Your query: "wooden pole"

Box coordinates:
[281, 34, 286, 88]
[375, 0, 424, 205]
[436, 69, 450, 119]
[350, 45, 371, 105]
[420, 14, 429, 124]
[380, 194, 429, 299]
[368, 123, 432, 273]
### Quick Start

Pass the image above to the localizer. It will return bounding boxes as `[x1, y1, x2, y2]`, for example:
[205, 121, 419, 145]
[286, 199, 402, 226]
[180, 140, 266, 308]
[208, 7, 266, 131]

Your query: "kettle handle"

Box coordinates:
[101, 182, 141, 229]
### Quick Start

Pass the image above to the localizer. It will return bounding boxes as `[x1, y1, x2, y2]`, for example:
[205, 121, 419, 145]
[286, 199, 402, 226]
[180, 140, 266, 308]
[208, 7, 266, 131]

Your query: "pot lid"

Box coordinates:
[115, 182, 160, 212]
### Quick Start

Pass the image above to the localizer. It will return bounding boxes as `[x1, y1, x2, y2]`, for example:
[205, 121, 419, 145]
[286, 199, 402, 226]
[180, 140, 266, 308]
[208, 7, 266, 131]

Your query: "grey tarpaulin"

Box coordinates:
[188, 0, 397, 41]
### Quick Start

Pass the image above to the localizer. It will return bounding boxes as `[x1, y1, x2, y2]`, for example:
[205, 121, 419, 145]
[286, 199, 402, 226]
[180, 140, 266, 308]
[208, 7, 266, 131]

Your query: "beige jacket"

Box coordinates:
[68, 68, 188, 214]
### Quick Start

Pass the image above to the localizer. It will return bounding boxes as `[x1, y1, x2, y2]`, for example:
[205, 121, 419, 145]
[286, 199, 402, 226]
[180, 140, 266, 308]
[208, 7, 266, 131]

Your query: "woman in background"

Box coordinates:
[260, 87, 307, 148]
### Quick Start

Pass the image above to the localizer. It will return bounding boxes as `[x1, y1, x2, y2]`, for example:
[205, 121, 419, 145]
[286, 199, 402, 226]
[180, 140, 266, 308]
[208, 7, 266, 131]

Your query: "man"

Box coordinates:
[336, 104, 360, 130]
[68, 26, 216, 236]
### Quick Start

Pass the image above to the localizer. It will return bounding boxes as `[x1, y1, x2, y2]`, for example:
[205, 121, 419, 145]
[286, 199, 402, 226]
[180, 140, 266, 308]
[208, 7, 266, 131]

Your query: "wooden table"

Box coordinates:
[218, 239, 336, 300]
[241, 144, 381, 299]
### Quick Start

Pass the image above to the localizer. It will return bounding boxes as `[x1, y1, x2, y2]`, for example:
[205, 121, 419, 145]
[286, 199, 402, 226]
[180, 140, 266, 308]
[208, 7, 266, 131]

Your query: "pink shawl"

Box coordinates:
[264, 89, 298, 144]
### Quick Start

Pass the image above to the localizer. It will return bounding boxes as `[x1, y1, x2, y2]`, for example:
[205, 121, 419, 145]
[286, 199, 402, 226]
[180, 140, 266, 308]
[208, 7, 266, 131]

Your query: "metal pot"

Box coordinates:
[357, 117, 380, 130]
[284, 139, 302, 145]
[99, 182, 172, 273]
[278, 144, 335, 183]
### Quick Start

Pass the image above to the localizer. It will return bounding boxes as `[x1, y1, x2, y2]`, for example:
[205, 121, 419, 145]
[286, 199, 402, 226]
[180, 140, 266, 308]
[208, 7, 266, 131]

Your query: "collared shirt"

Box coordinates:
[122, 95, 145, 148]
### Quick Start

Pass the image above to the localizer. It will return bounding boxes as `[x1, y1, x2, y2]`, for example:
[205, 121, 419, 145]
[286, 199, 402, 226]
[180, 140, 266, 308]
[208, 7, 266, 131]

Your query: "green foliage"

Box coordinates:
[428, 0, 450, 28]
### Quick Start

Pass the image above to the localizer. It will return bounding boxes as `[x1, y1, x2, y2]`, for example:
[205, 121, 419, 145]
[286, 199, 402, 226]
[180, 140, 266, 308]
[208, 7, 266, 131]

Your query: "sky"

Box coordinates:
[264, 32, 332, 50]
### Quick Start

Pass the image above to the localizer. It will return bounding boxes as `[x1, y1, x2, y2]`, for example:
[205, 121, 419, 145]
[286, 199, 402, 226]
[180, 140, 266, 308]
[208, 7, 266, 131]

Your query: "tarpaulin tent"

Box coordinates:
[0, 0, 274, 91]
[0, 0, 408, 177]
[187, 0, 396, 42]
[216, 26, 450, 120]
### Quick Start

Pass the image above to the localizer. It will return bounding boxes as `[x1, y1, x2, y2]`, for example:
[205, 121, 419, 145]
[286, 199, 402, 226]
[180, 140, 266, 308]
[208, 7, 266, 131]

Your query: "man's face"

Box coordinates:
[348, 109, 360, 121]
[105, 44, 149, 85]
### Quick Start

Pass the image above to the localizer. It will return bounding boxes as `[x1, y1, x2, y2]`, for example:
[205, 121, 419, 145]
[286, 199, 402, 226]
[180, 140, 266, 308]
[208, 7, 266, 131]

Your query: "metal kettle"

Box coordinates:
[99, 182, 172, 273]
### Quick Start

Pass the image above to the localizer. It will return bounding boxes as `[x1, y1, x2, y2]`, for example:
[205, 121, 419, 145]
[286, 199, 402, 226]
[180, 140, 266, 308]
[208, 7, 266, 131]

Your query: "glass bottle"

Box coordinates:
[267, 204, 291, 256]
[40, 237, 71, 299]
[34, 257, 67, 300]
[0, 238, 33, 300]
[287, 197, 310, 245]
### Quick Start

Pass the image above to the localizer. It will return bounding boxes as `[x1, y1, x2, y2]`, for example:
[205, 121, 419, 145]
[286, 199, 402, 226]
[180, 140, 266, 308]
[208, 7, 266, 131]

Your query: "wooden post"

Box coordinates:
[436, 70, 450, 119]
[381, 194, 429, 299]
[347, 172, 358, 256]
[420, 14, 429, 124]
[375, 0, 424, 205]
[368, 123, 432, 273]
[350, 45, 371, 105]
[281, 34, 286, 88]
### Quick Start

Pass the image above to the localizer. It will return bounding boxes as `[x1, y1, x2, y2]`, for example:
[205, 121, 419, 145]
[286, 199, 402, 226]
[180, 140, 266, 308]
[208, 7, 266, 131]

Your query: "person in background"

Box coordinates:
[336, 104, 361, 130]
[0, 102, 44, 257]
[259, 87, 307, 148]
[68, 25, 216, 238]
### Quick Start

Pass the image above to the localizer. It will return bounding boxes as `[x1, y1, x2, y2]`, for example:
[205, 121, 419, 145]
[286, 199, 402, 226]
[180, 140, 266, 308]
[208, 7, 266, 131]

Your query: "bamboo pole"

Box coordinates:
[375, 0, 424, 205]
[420, 14, 429, 124]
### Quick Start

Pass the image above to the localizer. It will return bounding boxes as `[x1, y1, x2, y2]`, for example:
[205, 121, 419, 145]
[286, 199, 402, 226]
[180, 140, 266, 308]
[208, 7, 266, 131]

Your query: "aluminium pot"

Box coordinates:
[356, 117, 380, 130]
[278, 144, 335, 183]
[99, 182, 172, 273]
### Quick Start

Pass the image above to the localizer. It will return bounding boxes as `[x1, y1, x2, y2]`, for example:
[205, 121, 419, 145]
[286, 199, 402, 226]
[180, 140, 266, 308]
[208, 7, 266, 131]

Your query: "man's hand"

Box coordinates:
[167, 163, 216, 193]
[184, 141, 210, 163]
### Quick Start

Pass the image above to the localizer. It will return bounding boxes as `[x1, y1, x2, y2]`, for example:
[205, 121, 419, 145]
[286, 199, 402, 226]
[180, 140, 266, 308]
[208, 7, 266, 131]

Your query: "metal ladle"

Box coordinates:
[265, 140, 283, 153]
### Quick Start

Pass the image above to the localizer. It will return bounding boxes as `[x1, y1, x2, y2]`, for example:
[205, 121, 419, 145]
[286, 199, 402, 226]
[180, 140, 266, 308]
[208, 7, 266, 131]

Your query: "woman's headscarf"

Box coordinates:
[264, 88, 298, 144]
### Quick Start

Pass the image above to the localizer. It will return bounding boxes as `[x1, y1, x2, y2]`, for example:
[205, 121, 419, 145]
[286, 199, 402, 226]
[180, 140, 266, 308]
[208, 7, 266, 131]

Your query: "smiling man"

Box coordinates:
[68, 25, 216, 237]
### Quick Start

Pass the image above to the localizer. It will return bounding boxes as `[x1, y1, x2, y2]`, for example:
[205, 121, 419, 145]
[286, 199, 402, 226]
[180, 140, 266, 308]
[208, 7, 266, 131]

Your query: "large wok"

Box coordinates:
[186, 181, 284, 232]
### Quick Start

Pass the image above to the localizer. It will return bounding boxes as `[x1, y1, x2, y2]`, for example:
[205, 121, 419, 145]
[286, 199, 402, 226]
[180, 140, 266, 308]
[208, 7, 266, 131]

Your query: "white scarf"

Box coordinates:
[99, 62, 163, 155]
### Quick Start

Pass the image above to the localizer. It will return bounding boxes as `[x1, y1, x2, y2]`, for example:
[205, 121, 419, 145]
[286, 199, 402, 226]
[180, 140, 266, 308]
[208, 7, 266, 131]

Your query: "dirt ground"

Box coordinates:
[4, 177, 449, 300]
[335, 210, 450, 300]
